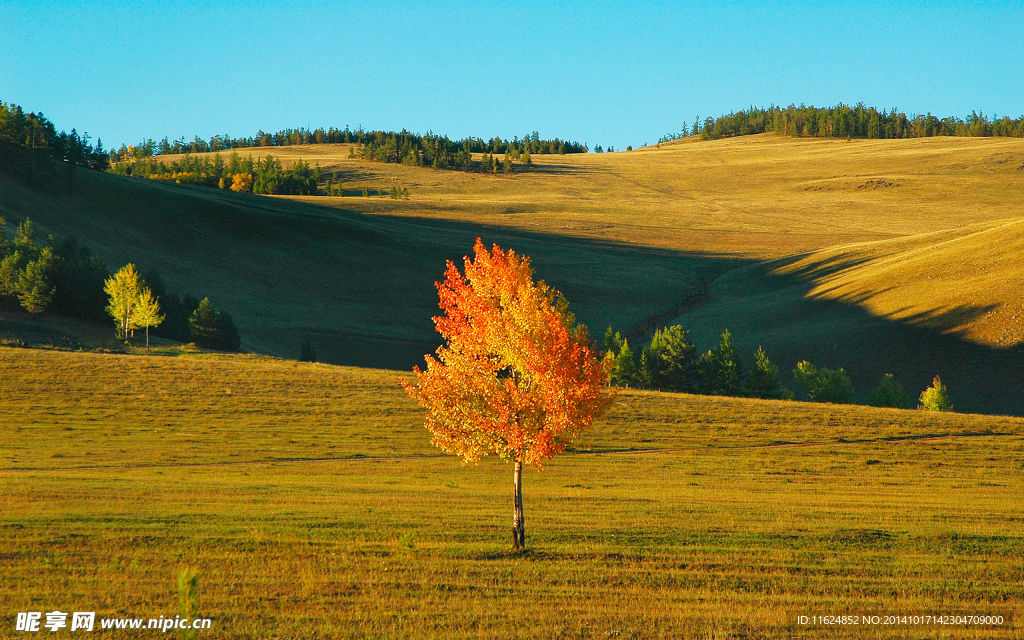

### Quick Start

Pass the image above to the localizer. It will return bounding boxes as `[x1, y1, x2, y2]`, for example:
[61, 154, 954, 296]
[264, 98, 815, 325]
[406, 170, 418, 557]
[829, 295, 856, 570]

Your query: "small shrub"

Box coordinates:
[397, 532, 417, 557]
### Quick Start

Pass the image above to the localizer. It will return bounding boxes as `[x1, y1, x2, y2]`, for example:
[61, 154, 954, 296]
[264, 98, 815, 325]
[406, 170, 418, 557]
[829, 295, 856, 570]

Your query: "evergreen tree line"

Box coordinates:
[109, 126, 586, 164]
[0, 218, 107, 318]
[603, 325, 793, 400]
[138, 270, 241, 351]
[603, 324, 953, 410]
[0, 217, 239, 351]
[659, 103, 1024, 142]
[0, 100, 109, 170]
[109, 152, 320, 196]
[353, 130, 581, 171]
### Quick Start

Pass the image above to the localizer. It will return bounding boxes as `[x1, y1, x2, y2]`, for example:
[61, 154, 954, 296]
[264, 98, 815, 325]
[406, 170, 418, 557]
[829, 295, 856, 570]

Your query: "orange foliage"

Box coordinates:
[402, 238, 614, 467]
[230, 173, 253, 193]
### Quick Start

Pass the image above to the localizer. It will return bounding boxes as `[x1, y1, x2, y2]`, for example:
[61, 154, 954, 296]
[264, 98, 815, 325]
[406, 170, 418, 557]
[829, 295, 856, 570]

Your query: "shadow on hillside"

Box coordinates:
[3, 163, 1023, 416]
[306, 213, 738, 370]
[677, 258, 1024, 416]
[323, 212, 1024, 416]
[770, 253, 880, 281]
[801, 283, 1000, 335]
[324, 168, 391, 184]
[523, 162, 599, 176]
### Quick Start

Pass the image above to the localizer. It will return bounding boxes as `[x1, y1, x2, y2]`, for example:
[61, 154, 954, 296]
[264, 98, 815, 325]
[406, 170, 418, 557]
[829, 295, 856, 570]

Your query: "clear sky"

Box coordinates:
[2, 1, 1022, 151]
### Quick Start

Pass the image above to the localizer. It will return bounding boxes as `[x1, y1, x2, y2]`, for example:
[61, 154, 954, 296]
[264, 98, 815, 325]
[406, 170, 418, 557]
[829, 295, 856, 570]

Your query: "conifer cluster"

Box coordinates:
[0, 100, 109, 170]
[660, 103, 1024, 143]
[602, 325, 792, 400]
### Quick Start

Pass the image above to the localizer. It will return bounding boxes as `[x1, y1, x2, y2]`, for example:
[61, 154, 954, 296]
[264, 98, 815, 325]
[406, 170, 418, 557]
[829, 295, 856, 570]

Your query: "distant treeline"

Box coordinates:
[0, 100, 109, 170]
[109, 126, 587, 164]
[354, 130, 585, 170]
[660, 103, 1024, 142]
[109, 152, 320, 196]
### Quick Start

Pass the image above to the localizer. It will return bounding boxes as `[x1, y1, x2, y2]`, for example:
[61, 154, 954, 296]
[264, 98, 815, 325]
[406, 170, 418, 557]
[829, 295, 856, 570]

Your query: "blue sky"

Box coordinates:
[2, 1, 1022, 151]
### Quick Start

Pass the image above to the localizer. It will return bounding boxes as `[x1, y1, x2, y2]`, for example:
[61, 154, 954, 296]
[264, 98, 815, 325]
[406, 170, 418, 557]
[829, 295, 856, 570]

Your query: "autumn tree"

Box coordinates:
[133, 286, 164, 349]
[402, 239, 614, 550]
[230, 173, 253, 192]
[105, 263, 142, 339]
[918, 376, 953, 411]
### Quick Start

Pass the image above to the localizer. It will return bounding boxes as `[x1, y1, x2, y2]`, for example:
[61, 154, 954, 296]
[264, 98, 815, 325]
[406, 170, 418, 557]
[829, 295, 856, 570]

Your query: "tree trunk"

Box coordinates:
[512, 460, 525, 550]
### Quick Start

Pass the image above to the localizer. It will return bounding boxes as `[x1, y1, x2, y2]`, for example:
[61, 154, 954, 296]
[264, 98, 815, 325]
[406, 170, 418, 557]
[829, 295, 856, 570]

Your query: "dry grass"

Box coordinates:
[4, 133, 1024, 413]
[2, 348, 1022, 638]
[161, 134, 1024, 258]
[771, 218, 1024, 347]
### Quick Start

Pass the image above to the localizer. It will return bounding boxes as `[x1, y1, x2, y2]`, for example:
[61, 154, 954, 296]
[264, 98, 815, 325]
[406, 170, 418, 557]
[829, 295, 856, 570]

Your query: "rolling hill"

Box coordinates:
[2, 133, 1023, 413]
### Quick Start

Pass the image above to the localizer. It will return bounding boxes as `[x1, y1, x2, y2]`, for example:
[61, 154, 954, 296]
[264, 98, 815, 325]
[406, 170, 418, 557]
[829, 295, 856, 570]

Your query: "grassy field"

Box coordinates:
[2, 347, 1022, 638]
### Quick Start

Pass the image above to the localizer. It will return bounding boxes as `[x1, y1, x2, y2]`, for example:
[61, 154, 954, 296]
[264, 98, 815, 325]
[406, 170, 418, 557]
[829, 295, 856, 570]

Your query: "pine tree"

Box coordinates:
[16, 255, 54, 314]
[602, 326, 624, 356]
[0, 251, 25, 297]
[188, 297, 240, 351]
[868, 373, 909, 408]
[13, 218, 37, 253]
[612, 339, 638, 387]
[635, 351, 654, 389]
[698, 329, 744, 396]
[646, 325, 699, 392]
[188, 297, 220, 347]
[745, 346, 789, 399]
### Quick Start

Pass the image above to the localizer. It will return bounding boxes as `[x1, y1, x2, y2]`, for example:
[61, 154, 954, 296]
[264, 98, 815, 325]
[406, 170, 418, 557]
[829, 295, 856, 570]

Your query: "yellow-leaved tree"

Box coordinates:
[104, 263, 163, 344]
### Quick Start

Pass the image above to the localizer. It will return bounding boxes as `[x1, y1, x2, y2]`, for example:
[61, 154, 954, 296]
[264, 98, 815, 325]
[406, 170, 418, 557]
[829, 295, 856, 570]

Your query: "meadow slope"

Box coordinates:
[2, 133, 1024, 413]
[1, 348, 1021, 638]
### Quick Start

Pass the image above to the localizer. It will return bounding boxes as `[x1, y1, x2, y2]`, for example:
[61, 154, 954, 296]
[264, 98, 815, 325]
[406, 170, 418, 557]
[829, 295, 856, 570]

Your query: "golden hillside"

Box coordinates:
[3, 132, 1024, 412]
